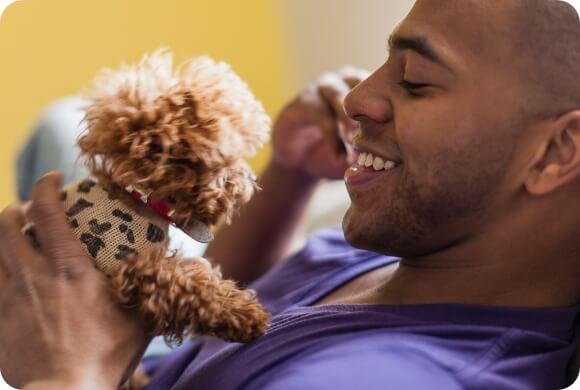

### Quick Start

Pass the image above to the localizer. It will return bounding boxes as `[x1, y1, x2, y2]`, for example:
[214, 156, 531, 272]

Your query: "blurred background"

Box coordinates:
[0, 0, 413, 209]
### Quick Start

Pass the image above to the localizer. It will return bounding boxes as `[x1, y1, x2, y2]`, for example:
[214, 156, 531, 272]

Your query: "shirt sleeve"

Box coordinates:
[253, 342, 463, 390]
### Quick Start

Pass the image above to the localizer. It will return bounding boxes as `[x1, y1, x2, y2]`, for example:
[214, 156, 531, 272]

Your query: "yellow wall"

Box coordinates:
[0, 0, 291, 207]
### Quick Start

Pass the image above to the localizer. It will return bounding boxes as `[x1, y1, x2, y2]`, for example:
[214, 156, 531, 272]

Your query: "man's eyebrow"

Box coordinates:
[388, 34, 453, 72]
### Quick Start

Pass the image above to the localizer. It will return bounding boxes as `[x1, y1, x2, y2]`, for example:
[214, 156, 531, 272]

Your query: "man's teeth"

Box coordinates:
[357, 152, 397, 172]
[384, 160, 396, 170]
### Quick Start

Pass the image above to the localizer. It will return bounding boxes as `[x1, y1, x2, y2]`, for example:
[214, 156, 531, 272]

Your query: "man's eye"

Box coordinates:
[398, 80, 429, 92]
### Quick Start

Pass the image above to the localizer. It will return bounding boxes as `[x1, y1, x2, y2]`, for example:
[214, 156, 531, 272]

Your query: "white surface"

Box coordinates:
[0, 0, 20, 22]
[0, 374, 15, 389]
[564, 1, 580, 12]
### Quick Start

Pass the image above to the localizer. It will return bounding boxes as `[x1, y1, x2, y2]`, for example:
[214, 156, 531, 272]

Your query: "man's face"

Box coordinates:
[343, 0, 531, 256]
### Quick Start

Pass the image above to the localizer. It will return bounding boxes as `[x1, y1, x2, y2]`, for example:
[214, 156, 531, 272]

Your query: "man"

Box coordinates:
[1, 0, 579, 389]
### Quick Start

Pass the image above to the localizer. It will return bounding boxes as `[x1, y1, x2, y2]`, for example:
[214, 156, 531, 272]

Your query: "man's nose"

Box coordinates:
[344, 71, 393, 124]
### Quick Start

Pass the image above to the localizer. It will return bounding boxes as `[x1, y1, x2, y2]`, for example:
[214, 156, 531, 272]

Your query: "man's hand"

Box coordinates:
[272, 67, 369, 180]
[0, 173, 149, 390]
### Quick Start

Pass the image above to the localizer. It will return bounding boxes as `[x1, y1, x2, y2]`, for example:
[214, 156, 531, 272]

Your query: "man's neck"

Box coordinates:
[369, 225, 579, 308]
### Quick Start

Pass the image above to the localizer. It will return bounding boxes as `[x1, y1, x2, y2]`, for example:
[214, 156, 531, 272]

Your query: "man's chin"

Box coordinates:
[342, 210, 379, 251]
[342, 209, 423, 257]
[343, 222, 389, 254]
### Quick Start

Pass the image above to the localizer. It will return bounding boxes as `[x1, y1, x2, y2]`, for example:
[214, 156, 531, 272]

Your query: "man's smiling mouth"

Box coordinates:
[345, 151, 402, 188]
[356, 151, 398, 172]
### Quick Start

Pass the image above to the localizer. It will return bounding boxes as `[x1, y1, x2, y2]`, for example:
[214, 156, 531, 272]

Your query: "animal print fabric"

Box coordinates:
[61, 179, 170, 275]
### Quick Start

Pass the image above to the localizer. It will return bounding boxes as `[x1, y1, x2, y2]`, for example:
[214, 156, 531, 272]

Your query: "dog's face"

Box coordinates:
[78, 52, 270, 229]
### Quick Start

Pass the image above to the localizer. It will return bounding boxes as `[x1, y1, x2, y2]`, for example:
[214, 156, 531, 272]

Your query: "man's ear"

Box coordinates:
[525, 111, 580, 196]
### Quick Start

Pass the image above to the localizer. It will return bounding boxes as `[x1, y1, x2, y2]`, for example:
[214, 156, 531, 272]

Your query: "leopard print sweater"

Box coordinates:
[60, 179, 169, 275]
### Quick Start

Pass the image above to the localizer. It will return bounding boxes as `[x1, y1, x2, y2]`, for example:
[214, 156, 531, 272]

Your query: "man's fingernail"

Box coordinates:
[346, 145, 356, 164]
[41, 171, 63, 184]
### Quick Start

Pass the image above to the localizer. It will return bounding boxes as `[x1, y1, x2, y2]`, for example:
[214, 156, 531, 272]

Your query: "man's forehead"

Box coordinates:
[398, 0, 580, 67]
[398, 0, 580, 115]
[395, 1, 516, 68]
[406, 0, 579, 29]
[404, 0, 519, 32]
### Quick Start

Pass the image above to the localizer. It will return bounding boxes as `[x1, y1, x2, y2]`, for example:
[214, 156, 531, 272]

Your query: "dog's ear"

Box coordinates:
[78, 50, 270, 230]
[182, 159, 257, 228]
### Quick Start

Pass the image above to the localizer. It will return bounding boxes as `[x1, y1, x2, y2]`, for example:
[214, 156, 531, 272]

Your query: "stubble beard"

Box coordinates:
[343, 141, 514, 257]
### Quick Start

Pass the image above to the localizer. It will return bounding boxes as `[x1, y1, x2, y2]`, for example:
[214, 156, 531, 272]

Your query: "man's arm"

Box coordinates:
[206, 70, 367, 285]
[205, 160, 319, 285]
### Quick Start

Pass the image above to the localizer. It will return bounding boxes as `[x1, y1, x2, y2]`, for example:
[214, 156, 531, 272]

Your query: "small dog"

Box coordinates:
[58, 50, 271, 345]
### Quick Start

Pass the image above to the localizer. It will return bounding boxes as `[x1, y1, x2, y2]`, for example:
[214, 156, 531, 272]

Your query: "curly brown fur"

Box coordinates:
[73, 51, 272, 349]
[79, 50, 270, 228]
[110, 248, 270, 344]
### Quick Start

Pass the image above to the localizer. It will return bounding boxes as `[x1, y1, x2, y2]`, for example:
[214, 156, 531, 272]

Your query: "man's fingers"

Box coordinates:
[0, 239, 11, 285]
[339, 65, 371, 89]
[318, 73, 358, 159]
[0, 204, 38, 277]
[319, 83, 357, 140]
[28, 173, 90, 278]
[0, 252, 8, 284]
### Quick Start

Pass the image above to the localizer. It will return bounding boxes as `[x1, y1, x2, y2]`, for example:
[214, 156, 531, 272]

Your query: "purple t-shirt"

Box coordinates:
[145, 227, 579, 389]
